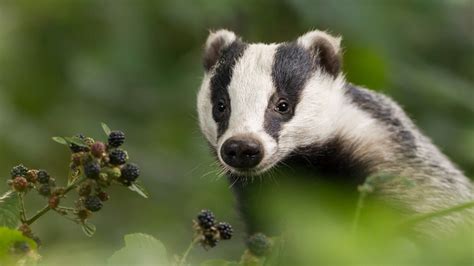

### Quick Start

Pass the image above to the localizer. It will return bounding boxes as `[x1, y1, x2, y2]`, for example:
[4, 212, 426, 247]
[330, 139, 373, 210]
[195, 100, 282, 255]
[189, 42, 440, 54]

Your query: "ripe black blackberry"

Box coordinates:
[37, 169, 50, 184]
[109, 149, 128, 165]
[84, 195, 103, 212]
[10, 164, 28, 178]
[197, 210, 215, 229]
[202, 233, 218, 248]
[69, 134, 89, 153]
[217, 222, 233, 240]
[38, 184, 51, 197]
[121, 163, 140, 183]
[247, 233, 271, 257]
[108, 131, 125, 148]
[84, 161, 101, 179]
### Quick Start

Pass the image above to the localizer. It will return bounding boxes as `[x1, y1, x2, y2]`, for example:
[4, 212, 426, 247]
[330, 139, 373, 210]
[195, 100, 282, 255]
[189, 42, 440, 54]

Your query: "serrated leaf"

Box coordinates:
[0, 191, 20, 229]
[81, 221, 96, 237]
[128, 182, 149, 199]
[201, 259, 240, 266]
[52, 136, 68, 145]
[64, 136, 88, 147]
[101, 122, 111, 136]
[108, 233, 168, 266]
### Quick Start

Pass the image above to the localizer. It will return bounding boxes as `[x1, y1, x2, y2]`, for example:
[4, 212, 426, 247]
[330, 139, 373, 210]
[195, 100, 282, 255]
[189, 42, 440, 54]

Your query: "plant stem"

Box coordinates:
[18, 192, 27, 223]
[399, 200, 474, 228]
[351, 190, 367, 234]
[24, 176, 86, 226]
[177, 237, 200, 266]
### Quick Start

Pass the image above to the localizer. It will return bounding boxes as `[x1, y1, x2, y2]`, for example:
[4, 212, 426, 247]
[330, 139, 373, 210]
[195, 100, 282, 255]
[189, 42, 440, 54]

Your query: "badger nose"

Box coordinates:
[221, 137, 264, 169]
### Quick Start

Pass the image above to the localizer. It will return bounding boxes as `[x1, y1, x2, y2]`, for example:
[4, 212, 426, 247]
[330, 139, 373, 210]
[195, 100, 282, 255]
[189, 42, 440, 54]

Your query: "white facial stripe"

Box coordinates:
[197, 74, 218, 146]
[216, 44, 279, 170]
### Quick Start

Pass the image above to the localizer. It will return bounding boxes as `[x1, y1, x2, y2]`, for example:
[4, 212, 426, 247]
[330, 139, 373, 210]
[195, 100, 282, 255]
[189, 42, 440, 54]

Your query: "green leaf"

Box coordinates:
[64, 136, 88, 147]
[81, 221, 96, 237]
[0, 191, 20, 228]
[108, 233, 168, 266]
[128, 182, 149, 199]
[0, 227, 38, 265]
[101, 122, 111, 136]
[201, 259, 239, 266]
[52, 136, 68, 145]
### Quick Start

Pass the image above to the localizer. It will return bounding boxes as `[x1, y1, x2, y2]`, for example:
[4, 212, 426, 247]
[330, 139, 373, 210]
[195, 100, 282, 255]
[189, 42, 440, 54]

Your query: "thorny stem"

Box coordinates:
[177, 236, 200, 266]
[399, 200, 474, 228]
[24, 176, 86, 226]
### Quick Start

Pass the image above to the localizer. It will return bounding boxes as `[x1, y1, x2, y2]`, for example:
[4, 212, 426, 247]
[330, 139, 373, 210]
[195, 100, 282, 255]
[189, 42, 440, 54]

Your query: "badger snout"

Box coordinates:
[220, 136, 264, 169]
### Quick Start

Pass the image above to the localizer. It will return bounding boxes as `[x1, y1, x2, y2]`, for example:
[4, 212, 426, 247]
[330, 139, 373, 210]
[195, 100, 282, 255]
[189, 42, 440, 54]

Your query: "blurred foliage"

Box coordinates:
[0, 0, 472, 265]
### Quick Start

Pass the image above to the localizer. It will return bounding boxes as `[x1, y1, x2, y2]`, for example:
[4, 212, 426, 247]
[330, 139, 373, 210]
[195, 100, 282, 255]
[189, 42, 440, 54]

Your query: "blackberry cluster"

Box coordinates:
[193, 209, 233, 249]
[5, 124, 144, 244]
[246, 233, 271, 257]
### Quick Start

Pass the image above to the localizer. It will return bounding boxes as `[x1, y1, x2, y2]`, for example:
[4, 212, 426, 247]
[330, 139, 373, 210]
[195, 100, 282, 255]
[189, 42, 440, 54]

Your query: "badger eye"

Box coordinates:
[217, 100, 226, 112]
[275, 99, 290, 114]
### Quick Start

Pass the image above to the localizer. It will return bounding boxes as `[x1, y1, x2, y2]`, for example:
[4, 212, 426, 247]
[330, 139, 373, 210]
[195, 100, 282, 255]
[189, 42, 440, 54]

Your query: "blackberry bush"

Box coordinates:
[1, 123, 147, 245]
[217, 222, 233, 240]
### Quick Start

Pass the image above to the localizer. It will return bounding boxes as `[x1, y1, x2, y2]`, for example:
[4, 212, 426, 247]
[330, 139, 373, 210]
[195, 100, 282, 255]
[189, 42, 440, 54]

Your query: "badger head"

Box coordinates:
[197, 29, 347, 176]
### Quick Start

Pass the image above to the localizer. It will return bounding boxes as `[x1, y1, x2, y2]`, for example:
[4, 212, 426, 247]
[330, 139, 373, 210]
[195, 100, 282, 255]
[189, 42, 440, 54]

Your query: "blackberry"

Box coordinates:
[84, 161, 101, 179]
[69, 134, 89, 153]
[77, 209, 91, 221]
[12, 176, 28, 192]
[217, 222, 233, 240]
[91, 141, 106, 158]
[108, 131, 125, 148]
[202, 233, 218, 248]
[97, 191, 109, 202]
[121, 163, 140, 183]
[109, 149, 128, 165]
[197, 210, 215, 229]
[38, 184, 51, 197]
[84, 195, 103, 212]
[78, 183, 92, 196]
[37, 169, 50, 184]
[247, 233, 271, 257]
[48, 196, 60, 209]
[10, 164, 28, 178]
[26, 170, 38, 183]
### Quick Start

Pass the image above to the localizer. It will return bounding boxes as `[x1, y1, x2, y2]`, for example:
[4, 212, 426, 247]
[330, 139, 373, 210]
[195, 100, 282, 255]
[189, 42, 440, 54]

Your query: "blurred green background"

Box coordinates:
[0, 0, 472, 264]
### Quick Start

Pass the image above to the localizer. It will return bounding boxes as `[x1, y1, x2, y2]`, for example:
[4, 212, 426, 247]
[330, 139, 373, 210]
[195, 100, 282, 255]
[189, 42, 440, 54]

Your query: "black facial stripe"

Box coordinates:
[210, 40, 248, 138]
[345, 84, 417, 154]
[265, 42, 316, 139]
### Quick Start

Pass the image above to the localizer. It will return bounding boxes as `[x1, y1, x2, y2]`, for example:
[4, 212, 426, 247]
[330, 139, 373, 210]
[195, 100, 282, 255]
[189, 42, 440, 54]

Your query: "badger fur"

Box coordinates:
[197, 29, 473, 238]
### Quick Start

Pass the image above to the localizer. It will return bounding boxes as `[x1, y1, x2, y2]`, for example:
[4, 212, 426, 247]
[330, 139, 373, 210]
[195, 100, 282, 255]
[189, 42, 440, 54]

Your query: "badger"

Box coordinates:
[196, 29, 473, 238]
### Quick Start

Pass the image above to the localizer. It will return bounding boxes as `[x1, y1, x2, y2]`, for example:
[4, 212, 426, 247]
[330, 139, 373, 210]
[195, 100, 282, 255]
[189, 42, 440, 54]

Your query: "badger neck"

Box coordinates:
[284, 82, 420, 184]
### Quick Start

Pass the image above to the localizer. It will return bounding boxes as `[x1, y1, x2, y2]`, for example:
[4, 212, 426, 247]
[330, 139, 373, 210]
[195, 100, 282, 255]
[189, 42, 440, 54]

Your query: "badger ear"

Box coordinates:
[297, 30, 342, 76]
[203, 29, 238, 72]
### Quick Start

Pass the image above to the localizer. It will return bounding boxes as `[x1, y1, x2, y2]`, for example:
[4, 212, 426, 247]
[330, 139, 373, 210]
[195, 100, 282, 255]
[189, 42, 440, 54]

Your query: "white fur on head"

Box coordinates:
[203, 29, 238, 71]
